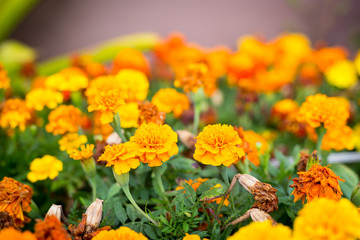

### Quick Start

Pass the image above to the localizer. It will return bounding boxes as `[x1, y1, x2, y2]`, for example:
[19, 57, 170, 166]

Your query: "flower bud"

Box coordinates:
[177, 130, 196, 149]
[237, 174, 260, 192]
[106, 132, 122, 145]
[85, 198, 103, 233]
[45, 204, 62, 221]
[249, 208, 277, 225]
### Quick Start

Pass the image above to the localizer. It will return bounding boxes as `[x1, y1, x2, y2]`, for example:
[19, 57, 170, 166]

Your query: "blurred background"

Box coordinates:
[2, 0, 360, 60]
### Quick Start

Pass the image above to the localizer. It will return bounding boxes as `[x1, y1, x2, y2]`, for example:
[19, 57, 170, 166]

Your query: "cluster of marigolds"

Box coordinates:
[1, 32, 360, 239]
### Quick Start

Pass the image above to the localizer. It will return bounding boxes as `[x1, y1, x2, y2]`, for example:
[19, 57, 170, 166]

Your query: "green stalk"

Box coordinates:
[316, 127, 326, 162]
[80, 158, 97, 201]
[110, 113, 127, 142]
[192, 101, 201, 134]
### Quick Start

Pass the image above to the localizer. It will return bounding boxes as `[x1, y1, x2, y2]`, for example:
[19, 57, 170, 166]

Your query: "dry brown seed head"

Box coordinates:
[85, 198, 103, 233]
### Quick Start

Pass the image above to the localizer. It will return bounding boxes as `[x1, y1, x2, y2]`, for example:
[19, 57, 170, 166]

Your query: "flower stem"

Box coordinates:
[81, 158, 97, 201]
[316, 127, 326, 162]
[110, 113, 127, 142]
[192, 100, 201, 134]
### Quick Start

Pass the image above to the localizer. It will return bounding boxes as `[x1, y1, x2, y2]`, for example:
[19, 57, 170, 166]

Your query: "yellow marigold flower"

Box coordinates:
[98, 142, 140, 175]
[290, 164, 344, 203]
[0, 227, 36, 240]
[35, 215, 71, 240]
[138, 101, 166, 125]
[242, 130, 268, 166]
[314, 46, 348, 72]
[46, 67, 88, 92]
[355, 50, 360, 75]
[112, 48, 150, 76]
[182, 233, 204, 240]
[59, 133, 88, 154]
[130, 123, 179, 167]
[118, 102, 140, 128]
[322, 125, 354, 151]
[93, 112, 113, 140]
[293, 198, 360, 240]
[87, 89, 126, 124]
[0, 99, 32, 131]
[352, 124, 360, 151]
[85, 75, 122, 105]
[271, 99, 299, 119]
[46, 105, 83, 135]
[0, 177, 33, 227]
[26, 88, 63, 111]
[174, 62, 212, 93]
[152, 88, 190, 118]
[274, 33, 311, 64]
[193, 124, 245, 167]
[297, 94, 350, 130]
[92, 226, 148, 240]
[70, 144, 94, 161]
[0, 64, 10, 90]
[116, 69, 149, 102]
[27, 155, 63, 183]
[325, 60, 357, 89]
[227, 220, 292, 240]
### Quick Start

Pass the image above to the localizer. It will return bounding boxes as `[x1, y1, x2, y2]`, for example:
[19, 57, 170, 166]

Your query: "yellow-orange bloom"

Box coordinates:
[138, 101, 165, 125]
[182, 233, 203, 240]
[193, 124, 245, 166]
[0, 227, 36, 240]
[314, 46, 348, 72]
[116, 69, 149, 102]
[321, 125, 354, 151]
[87, 89, 126, 124]
[293, 198, 360, 240]
[112, 48, 150, 76]
[271, 99, 299, 120]
[34, 215, 71, 240]
[70, 144, 94, 161]
[46, 67, 88, 92]
[92, 112, 113, 140]
[0, 177, 33, 227]
[27, 155, 63, 182]
[242, 130, 268, 166]
[130, 123, 179, 167]
[151, 88, 190, 118]
[26, 88, 63, 111]
[0, 99, 32, 131]
[85, 75, 121, 105]
[98, 142, 140, 175]
[118, 102, 140, 128]
[0, 64, 10, 90]
[325, 60, 357, 89]
[59, 133, 88, 154]
[92, 226, 148, 240]
[297, 94, 349, 130]
[290, 164, 344, 203]
[46, 105, 83, 135]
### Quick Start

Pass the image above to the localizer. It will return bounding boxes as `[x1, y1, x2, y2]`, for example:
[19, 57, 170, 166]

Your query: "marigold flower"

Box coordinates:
[242, 130, 268, 166]
[71, 54, 107, 78]
[27, 155, 63, 183]
[193, 124, 245, 167]
[290, 164, 344, 203]
[293, 198, 360, 240]
[182, 233, 203, 240]
[98, 142, 140, 175]
[271, 99, 299, 120]
[59, 133, 88, 154]
[0, 227, 36, 240]
[46, 67, 88, 92]
[112, 48, 150, 75]
[355, 50, 360, 75]
[138, 101, 165, 125]
[227, 220, 292, 240]
[26, 88, 63, 111]
[118, 102, 140, 128]
[0, 64, 10, 90]
[205, 47, 230, 78]
[116, 69, 149, 102]
[297, 94, 350, 130]
[325, 60, 357, 89]
[314, 46, 348, 72]
[0, 177, 33, 227]
[34, 215, 71, 240]
[92, 226, 148, 240]
[321, 125, 354, 151]
[87, 89, 126, 124]
[93, 112, 113, 140]
[0, 99, 32, 131]
[70, 144, 94, 161]
[46, 105, 83, 135]
[130, 123, 179, 167]
[152, 88, 190, 118]
[85, 75, 122, 105]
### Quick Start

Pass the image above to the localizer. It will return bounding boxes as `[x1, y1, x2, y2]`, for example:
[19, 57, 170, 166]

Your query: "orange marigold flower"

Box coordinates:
[138, 101, 166, 125]
[0, 177, 33, 227]
[321, 125, 354, 151]
[92, 226, 147, 240]
[26, 88, 63, 111]
[130, 123, 179, 167]
[290, 164, 344, 203]
[98, 142, 140, 175]
[314, 46, 348, 72]
[59, 133, 88, 154]
[112, 48, 150, 76]
[0, 99, 32, 131]
[297, 93, 350, 130]
[70, 144, 94, 161]
[85, 76, 121, 105]
[87, 89, 126, 124]
[0, 227, 36, 240]
[242, 130, 268, 166]
[118, 102, 140, 128]
[193, 124, 245, 167]
[92, 112, 113, 140]
[0, 64, 10, 90]
[271, 99, 299, 120]
[116, 69, 149, 102]
[34, 215, 71, 240]
[46, 67, 88, 92]
[27, 155, 63, 183]
[151, 88, 190, 118]
[46, 105, 83, 135]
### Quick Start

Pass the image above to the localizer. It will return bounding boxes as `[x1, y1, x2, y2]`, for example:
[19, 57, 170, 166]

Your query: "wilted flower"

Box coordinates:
[0, 177, 33, 227]
[46, 105, 83, 135]
[27, 155, 63, 182]
[290, 164, 344, 203]
[152, 88, 190, 118]
[325, 60, 357, 89]
[34, 215, 71, 240]
[26, 88, 63, 111]
[112, 48, 150, 75]
[293, 198, 360, 240]
[92, 226, 148, 240]
[249, 182, 278, 213]
[116, 69, 149, 102]
[177, 130, 196, 149]
[0, 99, 32, 131]
[138, 101, 165, 125]
[59, 133, 88, 154]
[118, 102, 140, 128]
[85, 199, 103, 233]
[0, 227, 36, 240]
[130, 123, 179, 167]
[46, 67, 88, 92]
[70, 144, 94, 161]
[193, 124, 245, 166]
[45, 204, 62, 221]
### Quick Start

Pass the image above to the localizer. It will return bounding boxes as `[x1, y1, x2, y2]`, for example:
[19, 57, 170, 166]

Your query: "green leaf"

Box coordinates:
[114, 201, 128, 224]
[107, 183, 121, 200]
[183, 182, 197, 203]
[144, 225, 158, 239]
[330, 164, 359, 199]
[182, 222, 189, 232]
[126, 204, 138, 222]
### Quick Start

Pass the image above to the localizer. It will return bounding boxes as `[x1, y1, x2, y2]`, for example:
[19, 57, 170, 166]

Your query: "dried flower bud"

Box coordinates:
[106, 132, 122, 145]
[237, 174, 260, 192]
[85, 198, 103, 233]
[250, 182, 278, 213]
[0, 212, 15, 229]
[177, 130, 196, 148]
[249, 208, 277, 225]
[45, 204, 62, 221]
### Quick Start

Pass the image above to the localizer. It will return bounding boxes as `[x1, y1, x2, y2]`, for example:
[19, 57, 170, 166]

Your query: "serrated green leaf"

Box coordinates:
[144, 225, 158, 239]
[107, 183, 121, 200]
[126, 204, 138, 222]
[182, 222, 189, 232]
[183, 182, 196, 203]
[114, 201, 127, 224]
